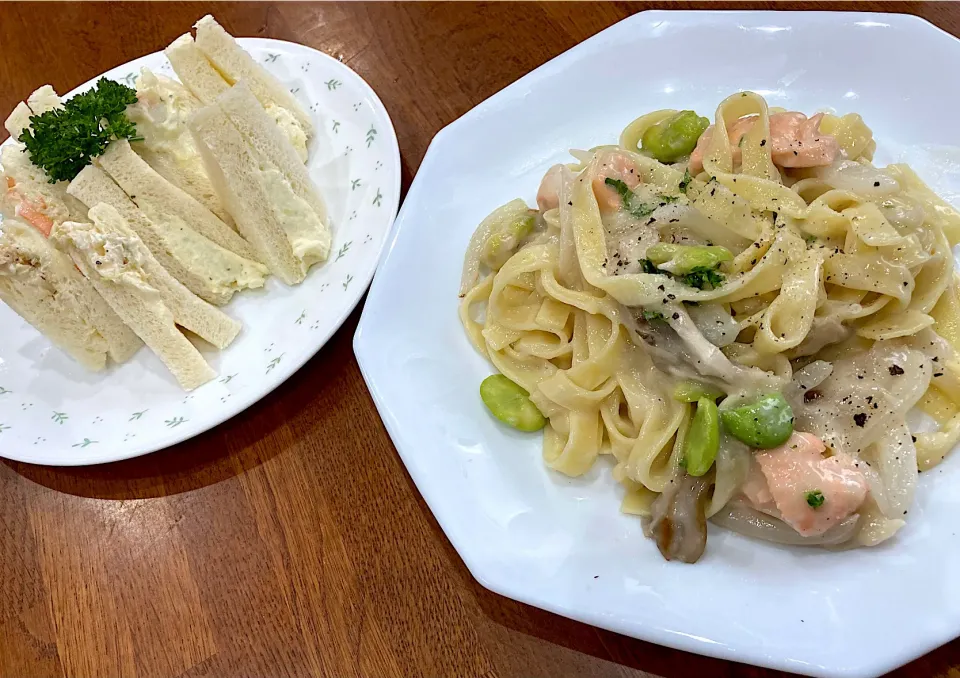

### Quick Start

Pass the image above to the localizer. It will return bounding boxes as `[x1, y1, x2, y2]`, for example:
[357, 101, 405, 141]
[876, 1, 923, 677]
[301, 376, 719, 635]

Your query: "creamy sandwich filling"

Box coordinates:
[59, 222, 159, 298]
[255, 163, 329, 273]
[264, 103, 308, 163]
[137, 200, 267, 291]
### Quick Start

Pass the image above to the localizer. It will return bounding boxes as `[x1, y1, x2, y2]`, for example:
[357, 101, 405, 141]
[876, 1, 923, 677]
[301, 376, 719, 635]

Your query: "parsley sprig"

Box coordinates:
[18, 78, 141, 183]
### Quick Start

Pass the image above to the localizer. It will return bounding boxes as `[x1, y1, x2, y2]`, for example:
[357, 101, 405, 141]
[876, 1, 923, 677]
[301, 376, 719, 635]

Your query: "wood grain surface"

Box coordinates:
[0, 2, 957, 677]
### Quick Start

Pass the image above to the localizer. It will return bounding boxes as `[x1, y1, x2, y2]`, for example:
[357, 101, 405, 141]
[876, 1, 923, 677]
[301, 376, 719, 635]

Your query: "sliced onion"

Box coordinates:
[816, 160, 899, 198]
[711, 500, 860, 546]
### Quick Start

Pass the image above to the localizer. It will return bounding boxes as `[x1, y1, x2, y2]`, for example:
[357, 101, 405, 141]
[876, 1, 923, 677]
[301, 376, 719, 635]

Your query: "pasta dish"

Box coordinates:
[458, 91, 960, 562]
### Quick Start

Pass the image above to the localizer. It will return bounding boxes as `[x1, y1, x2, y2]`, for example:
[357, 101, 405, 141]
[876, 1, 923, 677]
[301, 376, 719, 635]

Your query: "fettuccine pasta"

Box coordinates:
[460, 92, 960, 562]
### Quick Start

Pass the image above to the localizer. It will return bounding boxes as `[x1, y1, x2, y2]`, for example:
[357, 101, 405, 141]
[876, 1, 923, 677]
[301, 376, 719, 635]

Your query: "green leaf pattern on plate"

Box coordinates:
[266, 354, 285, 374]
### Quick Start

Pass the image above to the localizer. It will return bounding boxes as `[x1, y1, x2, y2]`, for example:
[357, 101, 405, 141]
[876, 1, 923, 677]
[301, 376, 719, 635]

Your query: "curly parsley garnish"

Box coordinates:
[18, 78, 141, 183]
[805, 490, 825, 509]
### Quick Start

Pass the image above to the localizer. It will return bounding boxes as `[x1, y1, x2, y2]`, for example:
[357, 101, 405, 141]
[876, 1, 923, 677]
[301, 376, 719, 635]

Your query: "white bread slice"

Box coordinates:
[4, 102, 33, 139]
[85, 203, 241, 349]
[188, 105, 303, 284]
[68, 165, 267, 306]
[26, 85, 63, 114]
[127, 68, 234, 225]
[51, 213, 216, 391]
[0, 218, 141, 368]
[193, 15, 314, 139]
[96, 140, 262, 263]
[165, 33, 229, 105]
[217, 83, 328, 227]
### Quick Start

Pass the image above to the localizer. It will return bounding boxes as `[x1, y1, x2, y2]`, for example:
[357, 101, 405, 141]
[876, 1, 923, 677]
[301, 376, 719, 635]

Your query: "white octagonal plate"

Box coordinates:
[0, 37, 400, 465]
[355, 11, 960, 678]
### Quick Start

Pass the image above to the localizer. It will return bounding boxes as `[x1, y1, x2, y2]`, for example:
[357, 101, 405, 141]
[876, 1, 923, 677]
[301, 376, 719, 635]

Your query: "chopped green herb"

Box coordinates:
[680, 266, 724, 290]
[805, 490, 825, 509]
[604, 178, 658, 219]
[659, 194, 680, 204]
[679, 168, 692, 193]
[803, 233, 817, 244]
[18, 78, 141, 183]
[638, 258, 659, 274]
[641, 309, 665, 322]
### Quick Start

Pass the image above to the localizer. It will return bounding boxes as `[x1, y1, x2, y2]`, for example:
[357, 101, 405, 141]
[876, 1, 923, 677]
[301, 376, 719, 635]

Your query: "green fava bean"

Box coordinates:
[641, 110, 710, 163]
[646, 243, 733, 275]
[720, 392, 794, 449]
[480, 374, 547, 432]
[682, 397, 720, 477]
[673, 380, 725, 403]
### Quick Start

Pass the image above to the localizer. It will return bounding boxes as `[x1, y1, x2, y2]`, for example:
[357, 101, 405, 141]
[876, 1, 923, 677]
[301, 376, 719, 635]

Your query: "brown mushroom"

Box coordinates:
[643, 472, 711, 563]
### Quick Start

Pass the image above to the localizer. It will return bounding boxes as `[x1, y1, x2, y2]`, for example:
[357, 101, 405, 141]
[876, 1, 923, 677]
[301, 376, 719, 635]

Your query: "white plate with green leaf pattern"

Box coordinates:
[0, 38, 400, 466]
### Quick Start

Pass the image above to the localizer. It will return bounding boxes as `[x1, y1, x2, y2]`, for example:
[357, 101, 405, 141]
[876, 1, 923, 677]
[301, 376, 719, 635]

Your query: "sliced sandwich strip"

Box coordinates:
[217, 82, 329, 229]
[189, 104, 304, 285]
[0, 218, 141, 368]
[128, 68, 235, 226]
[165, 33, 231, 106]
[194, 15, 314, 140]
[214, 84, 330, 274]
[97, 140, 262, 262]
[51, 210, 217, 391]
[68, 165, 267, 306]
[85, 203, 241, 349]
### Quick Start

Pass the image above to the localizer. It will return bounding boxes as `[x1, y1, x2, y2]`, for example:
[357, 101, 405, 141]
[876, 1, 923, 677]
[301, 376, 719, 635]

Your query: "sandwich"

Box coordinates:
[126, 68, 234, 225]
[68, 164, 268, 306]
[51, 203, 237, 390]
[167, 15, 311, 162]
[0, 86, 142, 368]
[95, 139, 262, 263]
[2, 86, 88, 236]
[0, 217, 141, 369]
[189, 86, 330, 285]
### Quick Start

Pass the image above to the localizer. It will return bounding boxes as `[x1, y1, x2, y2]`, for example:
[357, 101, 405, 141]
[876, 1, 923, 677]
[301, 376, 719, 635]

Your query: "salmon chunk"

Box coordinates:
[743, 432, 868, 537]
[689, 112, 839, 174]
[591, 152, 640, 213]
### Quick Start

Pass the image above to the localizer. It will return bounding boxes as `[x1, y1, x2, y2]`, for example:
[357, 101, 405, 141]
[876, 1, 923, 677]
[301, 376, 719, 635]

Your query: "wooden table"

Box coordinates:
[0, 2, 956, 676]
